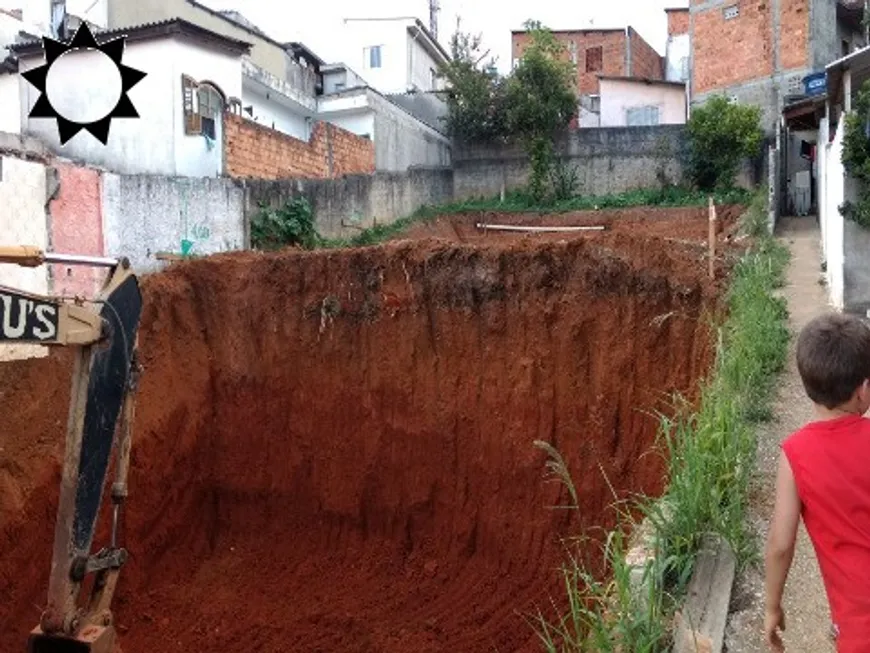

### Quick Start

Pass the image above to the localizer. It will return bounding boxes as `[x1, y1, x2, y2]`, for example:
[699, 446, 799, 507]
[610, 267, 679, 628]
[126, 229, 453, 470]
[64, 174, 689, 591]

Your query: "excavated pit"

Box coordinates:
[0, 209, 737, 653]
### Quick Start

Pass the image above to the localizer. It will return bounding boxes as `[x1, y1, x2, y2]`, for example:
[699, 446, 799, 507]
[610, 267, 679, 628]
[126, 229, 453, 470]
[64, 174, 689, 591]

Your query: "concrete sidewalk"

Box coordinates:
[724, 216, 834, 653]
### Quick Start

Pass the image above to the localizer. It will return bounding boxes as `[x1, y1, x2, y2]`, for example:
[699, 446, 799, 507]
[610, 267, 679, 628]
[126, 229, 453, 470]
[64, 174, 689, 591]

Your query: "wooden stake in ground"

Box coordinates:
[708, 197, 717, 280]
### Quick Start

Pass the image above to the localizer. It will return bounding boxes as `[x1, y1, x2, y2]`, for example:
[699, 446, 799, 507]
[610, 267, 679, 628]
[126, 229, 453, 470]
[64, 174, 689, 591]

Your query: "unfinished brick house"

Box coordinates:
[511, 27, 665, 127]
[669, 0, 866, 132]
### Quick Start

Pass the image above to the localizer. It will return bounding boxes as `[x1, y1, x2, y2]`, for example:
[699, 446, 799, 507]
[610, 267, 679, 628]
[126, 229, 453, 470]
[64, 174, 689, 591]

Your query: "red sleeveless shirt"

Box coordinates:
[783, 414, 870, 652]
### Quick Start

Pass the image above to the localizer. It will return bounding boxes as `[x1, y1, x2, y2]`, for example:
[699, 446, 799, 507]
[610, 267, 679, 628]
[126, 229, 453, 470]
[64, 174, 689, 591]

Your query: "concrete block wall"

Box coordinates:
[224, 113, 375, 180]
[452, 125, 687, 200]
[102, 174, 246, 273]
[0, 155, 50, 361]
[243, 168, 454, 240]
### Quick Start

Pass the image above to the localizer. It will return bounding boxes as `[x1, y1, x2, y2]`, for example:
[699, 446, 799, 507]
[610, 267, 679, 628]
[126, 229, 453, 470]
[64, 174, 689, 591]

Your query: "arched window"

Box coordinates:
[197, 83, 223, 139]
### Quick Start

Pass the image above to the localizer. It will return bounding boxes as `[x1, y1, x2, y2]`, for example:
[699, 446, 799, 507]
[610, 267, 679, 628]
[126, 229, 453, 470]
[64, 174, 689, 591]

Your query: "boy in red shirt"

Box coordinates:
[765, 313, 870, 652]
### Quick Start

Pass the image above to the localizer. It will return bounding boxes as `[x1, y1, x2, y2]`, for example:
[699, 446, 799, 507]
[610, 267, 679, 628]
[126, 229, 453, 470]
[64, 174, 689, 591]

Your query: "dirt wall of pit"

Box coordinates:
[0, 235, 719, 652]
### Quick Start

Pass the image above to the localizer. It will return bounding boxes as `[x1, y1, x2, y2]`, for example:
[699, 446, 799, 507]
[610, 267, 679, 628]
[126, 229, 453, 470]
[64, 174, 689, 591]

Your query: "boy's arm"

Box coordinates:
[764, 451, 802, 651]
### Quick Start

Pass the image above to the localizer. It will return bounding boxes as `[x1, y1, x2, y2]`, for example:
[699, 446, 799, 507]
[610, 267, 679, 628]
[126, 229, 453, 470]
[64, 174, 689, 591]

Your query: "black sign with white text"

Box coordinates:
[0, 289, 59, 341]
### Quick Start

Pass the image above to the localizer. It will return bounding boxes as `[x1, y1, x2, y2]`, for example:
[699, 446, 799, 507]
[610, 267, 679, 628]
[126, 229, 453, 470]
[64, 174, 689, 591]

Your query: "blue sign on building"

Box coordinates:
[803, 72, 827, 97]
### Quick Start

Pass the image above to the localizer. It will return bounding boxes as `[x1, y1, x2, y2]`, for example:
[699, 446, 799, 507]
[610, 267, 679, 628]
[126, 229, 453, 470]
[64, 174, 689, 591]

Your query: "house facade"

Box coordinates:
[598, 76, 687, 127]
[339, 17, 450, 95]
[9, 19, 250, 177]
[669, 0, 866, 132]
[511, 26, 665, 127]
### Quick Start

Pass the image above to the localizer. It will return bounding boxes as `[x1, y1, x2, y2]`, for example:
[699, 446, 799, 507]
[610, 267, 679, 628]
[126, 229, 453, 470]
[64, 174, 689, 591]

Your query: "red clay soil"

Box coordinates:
[0, 231, 726, 653]
[399, 204, 745, 245]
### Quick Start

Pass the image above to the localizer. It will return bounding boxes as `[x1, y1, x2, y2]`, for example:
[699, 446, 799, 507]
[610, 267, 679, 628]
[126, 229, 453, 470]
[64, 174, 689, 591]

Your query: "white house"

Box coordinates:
[817, 45, 870, 314]
[598, 76, 688, 127]
[338, 17, 449, 95]
[7, 19, 251, 177]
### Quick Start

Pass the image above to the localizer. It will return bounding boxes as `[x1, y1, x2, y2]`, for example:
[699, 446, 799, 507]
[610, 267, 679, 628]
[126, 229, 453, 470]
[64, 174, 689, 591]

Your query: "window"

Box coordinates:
[430, 67, 438, 89]
[723, 5, 739, 19]
[589, 95, 601, 114]
[181, 75, 224, 139]
[197, 84, 223, 139]
[625, 105, 660, 126]
[843, 40, 851, 57]
[364, 45, 383, 69]
[568, 41, 578, 65]
[585, 46, 603, 73]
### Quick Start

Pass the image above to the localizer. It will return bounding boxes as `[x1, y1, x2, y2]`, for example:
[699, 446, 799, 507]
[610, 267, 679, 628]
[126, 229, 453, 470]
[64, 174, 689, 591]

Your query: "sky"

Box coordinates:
[196, 0, 685, 73]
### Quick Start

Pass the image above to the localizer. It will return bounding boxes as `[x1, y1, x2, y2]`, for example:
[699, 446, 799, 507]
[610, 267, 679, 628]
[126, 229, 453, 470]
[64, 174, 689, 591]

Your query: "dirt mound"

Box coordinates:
[0, 235, 721, 652]
[399, 204, 745, 246]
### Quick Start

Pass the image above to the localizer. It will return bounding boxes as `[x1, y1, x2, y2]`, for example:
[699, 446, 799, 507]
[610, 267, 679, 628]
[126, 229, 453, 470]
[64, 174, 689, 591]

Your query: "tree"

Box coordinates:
[686, 95, 763, 191]
[438, 30, 507, 143]
[503, 21, 577, 201]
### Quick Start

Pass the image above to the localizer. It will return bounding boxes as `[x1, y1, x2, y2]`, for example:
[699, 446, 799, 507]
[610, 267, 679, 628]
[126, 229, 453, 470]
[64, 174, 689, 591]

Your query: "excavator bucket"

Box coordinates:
[26, 624, 115, 653]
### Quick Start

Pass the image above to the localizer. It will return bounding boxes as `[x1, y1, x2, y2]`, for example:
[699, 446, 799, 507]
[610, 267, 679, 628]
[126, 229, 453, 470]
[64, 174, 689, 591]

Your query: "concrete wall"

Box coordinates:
[600, 79, 687, 127]
[0, 154, 50, 361]
[408, 32, 443, 92]
[844, 219, 870, 314]
[370, 91, 451, 172]
[243, 167, 453, 240]
[102, 174, 246, 272]
[453, 125, 686, 200]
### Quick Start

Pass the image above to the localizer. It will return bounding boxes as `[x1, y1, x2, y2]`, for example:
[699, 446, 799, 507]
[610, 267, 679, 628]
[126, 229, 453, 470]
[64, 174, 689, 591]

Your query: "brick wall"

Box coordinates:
[780, 0, 810, 69]
[667, 9, 690, 36]
[630, 29, 664, 79]
[513, 30, 628, 96]
[224, 113, 375, 180]
[692, 0, 773, 94]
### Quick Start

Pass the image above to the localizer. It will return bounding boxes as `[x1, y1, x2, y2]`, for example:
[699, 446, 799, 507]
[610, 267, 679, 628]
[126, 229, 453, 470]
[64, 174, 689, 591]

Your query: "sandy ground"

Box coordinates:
[724, 216, 835, 652]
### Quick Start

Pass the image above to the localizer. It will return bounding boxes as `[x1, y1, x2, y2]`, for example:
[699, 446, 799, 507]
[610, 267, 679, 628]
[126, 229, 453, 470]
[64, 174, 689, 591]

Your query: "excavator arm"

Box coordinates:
[0, 246, 143, 653]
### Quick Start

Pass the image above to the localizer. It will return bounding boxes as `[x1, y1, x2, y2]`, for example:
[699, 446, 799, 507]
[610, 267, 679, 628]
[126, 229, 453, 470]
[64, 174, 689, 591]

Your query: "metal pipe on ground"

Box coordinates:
[475, 224, 607, 233]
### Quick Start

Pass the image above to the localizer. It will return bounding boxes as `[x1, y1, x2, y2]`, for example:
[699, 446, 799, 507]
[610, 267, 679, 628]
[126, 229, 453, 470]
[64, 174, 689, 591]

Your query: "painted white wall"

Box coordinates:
[822, 119, 846, 310]
[67, 0, 108, 27]
[241, 82, 310, 141]
[665, 33, 690, 83]
[0, 0, 49, 38]
[170, 38, 242, 178]
[326, 111, 375, 139]
[339, 19, 445, 95]
[340, 20, 409, 94]
[20, 38, 175, 173]
[408, 32, 443, 92]
[322, 65, 369, 94]
[0, 72, 20, 133]
[599, 79, 686, 127]
[19, 36, 241, 177]
[0, 155, 49, 361]
[318, 92, 375, 138]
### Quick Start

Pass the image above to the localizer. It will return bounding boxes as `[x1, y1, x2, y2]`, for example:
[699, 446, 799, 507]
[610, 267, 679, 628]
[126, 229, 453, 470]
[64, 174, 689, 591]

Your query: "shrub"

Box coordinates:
[687, 96, 763, 191]
[251, 197, 321, 250]
[840, 80, 870, 228]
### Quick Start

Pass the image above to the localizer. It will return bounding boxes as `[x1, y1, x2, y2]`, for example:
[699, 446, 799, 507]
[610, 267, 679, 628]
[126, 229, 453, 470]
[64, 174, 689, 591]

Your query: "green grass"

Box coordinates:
[529, 194, 791, 652]
[318, 186, 754, 249]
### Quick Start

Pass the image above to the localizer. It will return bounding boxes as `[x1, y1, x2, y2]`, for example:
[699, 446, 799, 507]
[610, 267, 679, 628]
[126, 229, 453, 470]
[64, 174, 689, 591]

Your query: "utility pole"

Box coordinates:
[429, 0, 440, 40]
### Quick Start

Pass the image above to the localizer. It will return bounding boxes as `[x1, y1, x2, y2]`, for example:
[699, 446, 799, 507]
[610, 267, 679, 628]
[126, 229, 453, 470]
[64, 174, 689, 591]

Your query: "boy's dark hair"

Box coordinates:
[797, 313, 870, 409]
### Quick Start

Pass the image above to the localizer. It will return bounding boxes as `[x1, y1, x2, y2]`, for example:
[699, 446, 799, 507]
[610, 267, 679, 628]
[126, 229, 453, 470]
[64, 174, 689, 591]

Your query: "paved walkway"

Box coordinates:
[724, 216, 834, 652]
